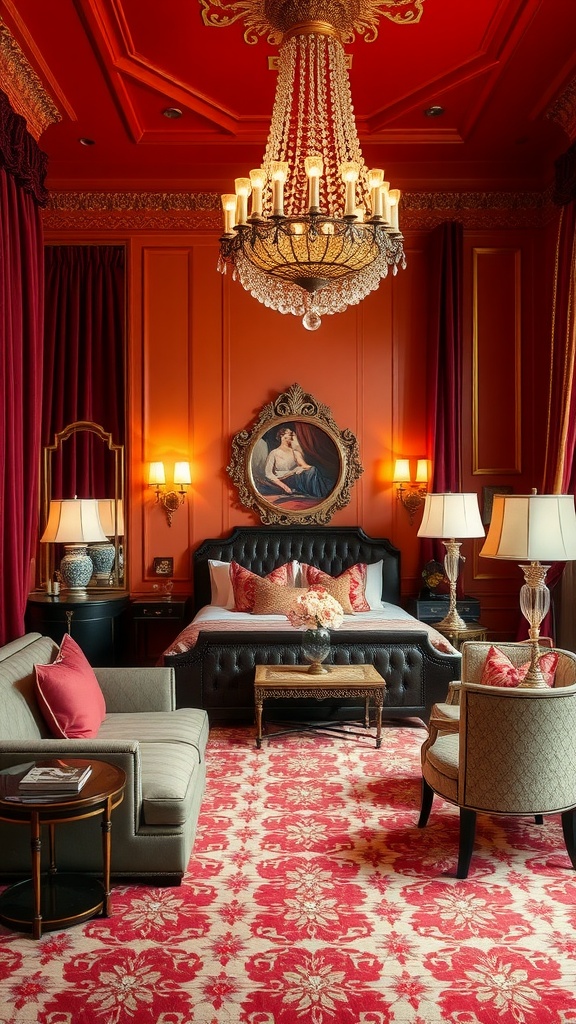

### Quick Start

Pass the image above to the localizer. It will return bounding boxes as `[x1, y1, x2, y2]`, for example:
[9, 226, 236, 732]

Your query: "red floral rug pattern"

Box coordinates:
[1, 722, 576, 1023]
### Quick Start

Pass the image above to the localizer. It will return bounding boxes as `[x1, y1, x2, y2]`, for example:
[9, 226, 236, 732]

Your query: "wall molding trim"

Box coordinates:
[42, 186, 557, 232]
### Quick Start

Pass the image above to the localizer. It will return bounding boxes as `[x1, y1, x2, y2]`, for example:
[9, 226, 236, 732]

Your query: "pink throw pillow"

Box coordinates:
[300, 563, 369, 612]
[480, 645, 559, 688]
[230, 562, 292, 613]
[35, 634, 106, 738]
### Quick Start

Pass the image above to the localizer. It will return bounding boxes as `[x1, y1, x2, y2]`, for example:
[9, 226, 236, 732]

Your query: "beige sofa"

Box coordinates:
[0, 633, 209, 883]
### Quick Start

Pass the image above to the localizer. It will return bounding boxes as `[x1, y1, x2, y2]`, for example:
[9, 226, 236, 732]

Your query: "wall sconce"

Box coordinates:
[148, 461, 191, 526]
[394, 458, 428, 525]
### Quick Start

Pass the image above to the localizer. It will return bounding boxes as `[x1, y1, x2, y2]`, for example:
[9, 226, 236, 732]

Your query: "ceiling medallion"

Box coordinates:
[210, 0, 418, 328]
[200, 0, 425, 44]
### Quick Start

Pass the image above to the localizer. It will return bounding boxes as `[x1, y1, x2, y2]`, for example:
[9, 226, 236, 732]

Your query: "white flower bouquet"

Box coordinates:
[287, 586, 344, 630]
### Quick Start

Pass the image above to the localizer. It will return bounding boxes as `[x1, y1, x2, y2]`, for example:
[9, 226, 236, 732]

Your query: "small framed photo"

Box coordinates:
[482, 486, 513, 525]
[153, 557, 174, 577]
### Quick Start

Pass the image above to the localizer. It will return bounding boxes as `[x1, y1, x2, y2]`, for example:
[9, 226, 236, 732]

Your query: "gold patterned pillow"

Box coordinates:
[252, 581, 308, 616]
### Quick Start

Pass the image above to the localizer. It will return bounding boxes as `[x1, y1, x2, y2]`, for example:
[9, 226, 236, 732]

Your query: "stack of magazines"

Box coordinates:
[17, 762, 92, 799]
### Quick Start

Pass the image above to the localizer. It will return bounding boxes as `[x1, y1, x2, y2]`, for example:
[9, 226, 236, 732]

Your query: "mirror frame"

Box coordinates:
[41, 420, 126, 591]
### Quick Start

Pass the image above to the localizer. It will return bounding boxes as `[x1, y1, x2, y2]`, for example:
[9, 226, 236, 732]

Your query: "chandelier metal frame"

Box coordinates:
[216, 4, 409, 328]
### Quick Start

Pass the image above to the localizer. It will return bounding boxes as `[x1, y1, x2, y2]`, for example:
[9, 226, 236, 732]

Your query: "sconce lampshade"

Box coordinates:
[40, 499, 107, 591]
[148, 462, 166, 487]
[418, 492, 485, 540]
[393, 459, 411, 483]
[174, 462, 191, 487]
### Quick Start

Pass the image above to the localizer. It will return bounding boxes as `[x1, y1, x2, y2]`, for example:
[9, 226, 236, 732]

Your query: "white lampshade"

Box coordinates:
[480, 493, 576, 562]
[40, 499, 107, 544]
[393, 459, 411, 483]
[97, 499, 125, 537]
[174, 461, 191, 486]
[417, 492, 485, 540]
[148, 462, 166, 486]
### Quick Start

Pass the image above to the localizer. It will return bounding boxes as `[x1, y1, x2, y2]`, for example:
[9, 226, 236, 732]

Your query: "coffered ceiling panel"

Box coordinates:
[1, 0, 575, 192]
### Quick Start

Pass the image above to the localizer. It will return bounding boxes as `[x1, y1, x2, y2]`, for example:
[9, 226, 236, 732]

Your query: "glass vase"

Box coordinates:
[301, 626, 331, 675]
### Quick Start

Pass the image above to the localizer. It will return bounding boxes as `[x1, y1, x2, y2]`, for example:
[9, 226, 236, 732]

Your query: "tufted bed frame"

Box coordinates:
[163, 526, 461, 726]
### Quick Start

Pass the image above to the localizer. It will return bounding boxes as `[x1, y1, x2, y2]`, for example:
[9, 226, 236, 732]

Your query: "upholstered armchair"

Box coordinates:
[432, 640, 576, 728]
[418, 677, 576, 878]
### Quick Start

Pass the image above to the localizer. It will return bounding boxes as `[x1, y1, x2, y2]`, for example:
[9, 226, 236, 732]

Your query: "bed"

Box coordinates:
[162, 526, 461, 726]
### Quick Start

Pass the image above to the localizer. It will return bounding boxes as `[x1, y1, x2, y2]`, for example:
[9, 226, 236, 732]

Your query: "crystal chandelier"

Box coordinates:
[217, 4, 407, 330]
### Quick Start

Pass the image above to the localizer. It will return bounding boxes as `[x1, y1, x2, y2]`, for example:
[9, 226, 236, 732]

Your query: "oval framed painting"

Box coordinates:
[227, 384, 363, 525]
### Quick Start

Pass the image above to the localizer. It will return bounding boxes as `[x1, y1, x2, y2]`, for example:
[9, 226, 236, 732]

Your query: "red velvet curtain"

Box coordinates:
[537, 143, 576, 638]
[0, 91, 47, 645]
[42, 246, 125, 499]
[420, 222, 464, 577]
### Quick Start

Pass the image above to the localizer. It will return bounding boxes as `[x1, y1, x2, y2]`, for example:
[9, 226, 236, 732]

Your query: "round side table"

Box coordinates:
[0, 759, 125, 939]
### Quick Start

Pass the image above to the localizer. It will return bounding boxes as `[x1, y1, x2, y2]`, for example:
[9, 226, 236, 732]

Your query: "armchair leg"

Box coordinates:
[535, 814, 544, 825]
[418, 778, 434, 828]
[456, 808, 477, 879]
[561, 809, 576, 869]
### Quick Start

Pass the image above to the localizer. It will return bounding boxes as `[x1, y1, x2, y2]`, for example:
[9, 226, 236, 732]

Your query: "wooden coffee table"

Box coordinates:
[254, 663, 386, 748]
[0, 759, 125, 939]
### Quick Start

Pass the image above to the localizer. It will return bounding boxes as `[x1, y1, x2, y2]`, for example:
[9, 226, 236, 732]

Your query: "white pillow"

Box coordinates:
[208, 559, 234, 609]
[365, 561, 384, 610]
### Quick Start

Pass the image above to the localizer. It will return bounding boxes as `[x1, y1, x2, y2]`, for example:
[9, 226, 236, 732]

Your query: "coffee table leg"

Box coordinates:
[375, 693, 383, 749]
[30, 811, 42, 940]
[255, 687, 263, 748]
[364, 696, 370, 729]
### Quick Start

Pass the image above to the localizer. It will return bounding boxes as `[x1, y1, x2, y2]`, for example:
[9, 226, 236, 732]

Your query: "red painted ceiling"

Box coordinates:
[2, 0, 576, 193]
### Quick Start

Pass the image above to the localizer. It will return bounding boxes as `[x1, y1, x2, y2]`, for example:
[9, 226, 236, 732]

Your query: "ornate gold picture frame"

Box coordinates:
[227, 383, 363, 525]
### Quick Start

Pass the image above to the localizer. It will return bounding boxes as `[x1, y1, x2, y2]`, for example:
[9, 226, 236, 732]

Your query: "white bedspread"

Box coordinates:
[163, 604, 459, 657]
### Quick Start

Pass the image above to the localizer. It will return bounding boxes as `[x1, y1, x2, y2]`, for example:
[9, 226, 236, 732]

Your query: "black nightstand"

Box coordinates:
[25, 592, 130, 666]
[407, 596, 481, 624]
[131, 598, 190, 665]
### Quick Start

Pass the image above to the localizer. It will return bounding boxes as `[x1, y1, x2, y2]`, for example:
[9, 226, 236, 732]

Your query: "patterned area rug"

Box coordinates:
[1, 722, 576, 1023]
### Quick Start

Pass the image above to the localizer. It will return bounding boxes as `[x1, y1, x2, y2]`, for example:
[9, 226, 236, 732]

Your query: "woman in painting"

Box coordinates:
[264, 427, 332, 499]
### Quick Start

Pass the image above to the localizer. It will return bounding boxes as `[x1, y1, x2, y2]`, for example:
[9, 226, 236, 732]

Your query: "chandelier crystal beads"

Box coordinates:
[217, 11, 406, 329]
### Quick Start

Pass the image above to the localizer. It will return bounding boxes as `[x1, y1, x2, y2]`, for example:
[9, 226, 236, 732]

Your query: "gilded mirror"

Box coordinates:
[40, 421, 126, 590]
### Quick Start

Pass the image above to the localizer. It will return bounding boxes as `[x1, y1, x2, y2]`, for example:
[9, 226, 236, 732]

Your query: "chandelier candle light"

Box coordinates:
[417, 492, 485, 631]
[480, 491, 576, 687]
[287, 586, 344, 674]
[217, 2, 406, 330]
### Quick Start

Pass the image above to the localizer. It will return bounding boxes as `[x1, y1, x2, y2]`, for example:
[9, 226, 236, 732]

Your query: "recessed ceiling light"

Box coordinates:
[424, 105, 445, 118]
[79, 137, 95, 146]
[163, 107, 183, 119]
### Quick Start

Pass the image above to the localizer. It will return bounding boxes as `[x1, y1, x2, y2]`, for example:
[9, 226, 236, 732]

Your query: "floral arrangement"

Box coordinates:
[287, 586, 344, 630]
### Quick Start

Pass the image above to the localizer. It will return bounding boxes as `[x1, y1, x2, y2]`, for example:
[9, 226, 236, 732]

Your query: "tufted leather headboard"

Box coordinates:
[192, 526, 401, 614]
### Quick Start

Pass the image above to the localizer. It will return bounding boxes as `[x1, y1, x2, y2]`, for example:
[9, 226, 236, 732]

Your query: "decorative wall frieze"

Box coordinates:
[43, 186, 557, 232]
[0, 20, 60, 140]
[547, 75, 576, 142]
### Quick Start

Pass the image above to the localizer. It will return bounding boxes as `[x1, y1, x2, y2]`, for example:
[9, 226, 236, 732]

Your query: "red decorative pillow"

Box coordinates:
[230, 562, 292, 613]
[480, 645, 559, 688]
[300, 563, 369, 612]
[35, 634, 106, 738]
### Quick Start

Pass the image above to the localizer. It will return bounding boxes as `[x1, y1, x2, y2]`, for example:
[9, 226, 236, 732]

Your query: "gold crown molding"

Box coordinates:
[547, 75, 576, 142]
[42, 187, 557, 232]
[0, 20, 60, 140]
[199, 0, 424, 45]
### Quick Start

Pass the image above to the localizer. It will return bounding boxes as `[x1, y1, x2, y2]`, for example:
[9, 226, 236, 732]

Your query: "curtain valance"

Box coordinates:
[0, 89, 48, 206]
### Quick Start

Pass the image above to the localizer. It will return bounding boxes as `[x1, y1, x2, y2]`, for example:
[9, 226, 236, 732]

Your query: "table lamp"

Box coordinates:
[40, 498, 107, 592]
[417, 492, 485, 630]
[480, 490, 576, 686]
